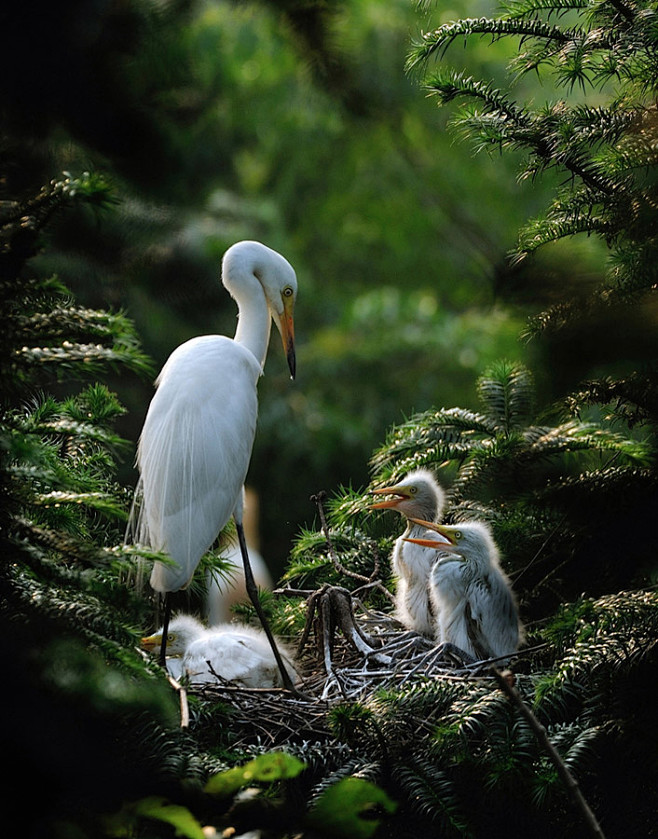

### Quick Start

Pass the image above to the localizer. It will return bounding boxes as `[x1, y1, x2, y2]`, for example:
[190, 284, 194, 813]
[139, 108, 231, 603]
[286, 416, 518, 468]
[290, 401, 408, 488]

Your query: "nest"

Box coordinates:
[175, 584, 525, 752]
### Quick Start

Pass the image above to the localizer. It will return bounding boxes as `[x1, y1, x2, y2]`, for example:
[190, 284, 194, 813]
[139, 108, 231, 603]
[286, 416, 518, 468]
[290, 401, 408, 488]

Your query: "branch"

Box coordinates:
[491, 666, 606, 839]
[408, 17, 575, 69]
[166, 673, 190, 729]
[311, 491, 395, 604]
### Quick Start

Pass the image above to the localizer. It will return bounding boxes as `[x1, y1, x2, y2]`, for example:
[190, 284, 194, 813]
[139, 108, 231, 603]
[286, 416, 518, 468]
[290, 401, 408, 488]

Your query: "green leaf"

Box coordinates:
[108, 797, 205, 839]
[204, 752, 306, 796]
[308, 777, 397, 839]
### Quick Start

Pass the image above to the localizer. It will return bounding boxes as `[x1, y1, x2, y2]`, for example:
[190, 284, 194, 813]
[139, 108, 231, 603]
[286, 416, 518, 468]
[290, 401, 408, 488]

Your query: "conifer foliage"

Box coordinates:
[275, 3, 658, 835]
[407, 0, 658, 420]
[4, 2, 658, 837]
[370, 360, 653, 615]
[0, 174, 179, 835]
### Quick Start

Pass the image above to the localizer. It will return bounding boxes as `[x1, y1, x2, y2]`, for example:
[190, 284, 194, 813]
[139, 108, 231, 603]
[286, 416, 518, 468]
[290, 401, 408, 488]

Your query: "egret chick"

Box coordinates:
[406, 519, 522, 662]
[141, 615, 299, 688]
[369, 470, 446, 636]
[140, 613, 201, 679]
[128, 240, 297, 688]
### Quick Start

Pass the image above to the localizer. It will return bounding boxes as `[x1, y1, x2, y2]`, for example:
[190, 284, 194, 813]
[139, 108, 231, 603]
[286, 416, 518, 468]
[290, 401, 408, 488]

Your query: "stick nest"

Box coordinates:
[181, 585, 523, 753]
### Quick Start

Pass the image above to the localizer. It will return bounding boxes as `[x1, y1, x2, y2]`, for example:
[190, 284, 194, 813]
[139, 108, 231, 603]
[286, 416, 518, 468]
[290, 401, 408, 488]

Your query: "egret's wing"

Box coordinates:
[478, 573, 521, 658]
[464, 598, 491, 661]
[134, 336, 260, 592]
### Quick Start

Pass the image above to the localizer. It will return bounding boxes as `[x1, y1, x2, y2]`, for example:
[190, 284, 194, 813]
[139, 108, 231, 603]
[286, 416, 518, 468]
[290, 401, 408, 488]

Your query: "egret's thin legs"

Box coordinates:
[159, 593, 172, 667]
[236, 519, 297, 693]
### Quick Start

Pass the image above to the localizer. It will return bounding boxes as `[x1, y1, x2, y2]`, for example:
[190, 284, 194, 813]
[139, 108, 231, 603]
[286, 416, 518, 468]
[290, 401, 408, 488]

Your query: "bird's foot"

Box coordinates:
[435, 642, 478, 667]
[299, 584, 390, 677]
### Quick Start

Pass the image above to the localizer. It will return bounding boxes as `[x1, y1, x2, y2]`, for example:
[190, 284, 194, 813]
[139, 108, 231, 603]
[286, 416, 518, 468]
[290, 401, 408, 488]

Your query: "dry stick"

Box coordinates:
[311, 491, 371, 583]
[490, 666, 606, 839]
[166, 674, 190, 729]
[296, 586, 325, 658]
[137, 646, 190, 728]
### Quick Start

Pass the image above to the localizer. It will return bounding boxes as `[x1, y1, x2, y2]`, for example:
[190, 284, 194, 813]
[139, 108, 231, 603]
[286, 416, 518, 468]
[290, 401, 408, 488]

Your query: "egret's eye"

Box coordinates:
[454, 531, 462, 540]
[282, 286, 293, 298]
[167, 633, 175, 642]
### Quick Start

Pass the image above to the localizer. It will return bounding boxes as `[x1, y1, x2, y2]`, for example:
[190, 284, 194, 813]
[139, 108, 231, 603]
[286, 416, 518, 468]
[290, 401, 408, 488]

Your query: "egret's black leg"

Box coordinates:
[235, 520, 297, 692]
[159, 593, 172, 668]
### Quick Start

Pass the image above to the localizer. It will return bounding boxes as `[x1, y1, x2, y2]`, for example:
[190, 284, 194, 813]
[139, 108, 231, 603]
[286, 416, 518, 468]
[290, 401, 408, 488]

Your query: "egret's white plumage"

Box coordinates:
[141, 615, 299, 688]
[369, 470, 445, 636]
[131, 241, 296, 593]
[136, 338, 261, 592]
[128, 241, 297, 685]
[406, 519, 523, 661]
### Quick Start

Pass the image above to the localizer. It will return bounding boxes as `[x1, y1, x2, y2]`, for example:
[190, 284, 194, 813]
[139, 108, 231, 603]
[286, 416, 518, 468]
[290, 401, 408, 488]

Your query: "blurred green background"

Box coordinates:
[4, 0, 605, 578]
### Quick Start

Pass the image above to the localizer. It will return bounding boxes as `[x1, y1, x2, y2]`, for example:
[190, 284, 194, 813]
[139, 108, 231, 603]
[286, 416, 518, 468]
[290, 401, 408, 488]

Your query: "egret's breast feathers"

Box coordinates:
[138, 336, 261, 590]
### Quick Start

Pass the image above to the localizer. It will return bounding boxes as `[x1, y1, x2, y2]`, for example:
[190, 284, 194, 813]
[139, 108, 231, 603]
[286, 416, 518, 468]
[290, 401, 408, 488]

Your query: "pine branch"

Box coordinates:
[423, 69, 530, 126]
[15, 341, 151, 375]
[490, 667, 606, 839]
[566, 372, 658, 426]
[408, 17, 575, 70]
[477, 360, 535, 431]
[501, 0, 589, 18]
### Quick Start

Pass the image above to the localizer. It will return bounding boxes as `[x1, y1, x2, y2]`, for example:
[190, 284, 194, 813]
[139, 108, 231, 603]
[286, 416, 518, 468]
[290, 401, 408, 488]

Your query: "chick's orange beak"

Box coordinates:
[407, 518, 457, 549]
[404, 537, 447, 548]
[140, 634, 159, 651]
[368, 483, 412, 510]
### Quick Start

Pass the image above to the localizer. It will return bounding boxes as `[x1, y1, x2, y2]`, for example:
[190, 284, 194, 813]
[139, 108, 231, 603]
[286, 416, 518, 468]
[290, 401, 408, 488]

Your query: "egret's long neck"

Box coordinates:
[404, 518, 429, 538]
[231, 275, 271, 370]
[403, 499, 439, 536]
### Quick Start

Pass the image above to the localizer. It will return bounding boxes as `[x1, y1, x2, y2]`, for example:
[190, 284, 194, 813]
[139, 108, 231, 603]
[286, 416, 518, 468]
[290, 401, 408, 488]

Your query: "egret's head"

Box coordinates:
[222, 240, 297, 379]
[369, 469, 445, 521]
[405, 519, 497, 565]
[140, 614, 205, 657]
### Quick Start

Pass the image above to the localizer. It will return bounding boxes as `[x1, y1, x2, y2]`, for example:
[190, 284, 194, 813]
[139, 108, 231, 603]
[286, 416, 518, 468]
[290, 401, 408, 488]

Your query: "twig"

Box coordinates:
[462, 642, 551, 672]
[274, 586, 316, 598]
[311, 491, 396, 603]
[311, 491, 372, 583]
[352, 578, 396, 605]
[166, 674, 189, 729]
[490, 666, 606, 839]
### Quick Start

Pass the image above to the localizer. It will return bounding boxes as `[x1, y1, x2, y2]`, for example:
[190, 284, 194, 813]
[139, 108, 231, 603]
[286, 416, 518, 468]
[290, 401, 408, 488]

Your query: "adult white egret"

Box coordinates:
[141, 615, 299, 688]
[405, 518, 522, 662]
[369, 470, 446, 636]
[129, 240, 297, 688]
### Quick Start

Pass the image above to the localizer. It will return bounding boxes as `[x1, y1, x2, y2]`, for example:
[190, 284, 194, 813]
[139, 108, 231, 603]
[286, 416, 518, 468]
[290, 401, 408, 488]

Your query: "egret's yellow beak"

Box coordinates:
[368, 483, 414, 510]
[407, 518, 457, 548]
[140, 633, 161, 652]
[279, 296, 296, 379]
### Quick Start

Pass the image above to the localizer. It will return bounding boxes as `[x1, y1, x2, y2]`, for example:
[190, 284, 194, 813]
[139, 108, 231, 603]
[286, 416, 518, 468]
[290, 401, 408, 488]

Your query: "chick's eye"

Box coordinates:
[454, 531, 462, 540]
[409, 487, 417, 494]
[167, 633, 175, 642]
